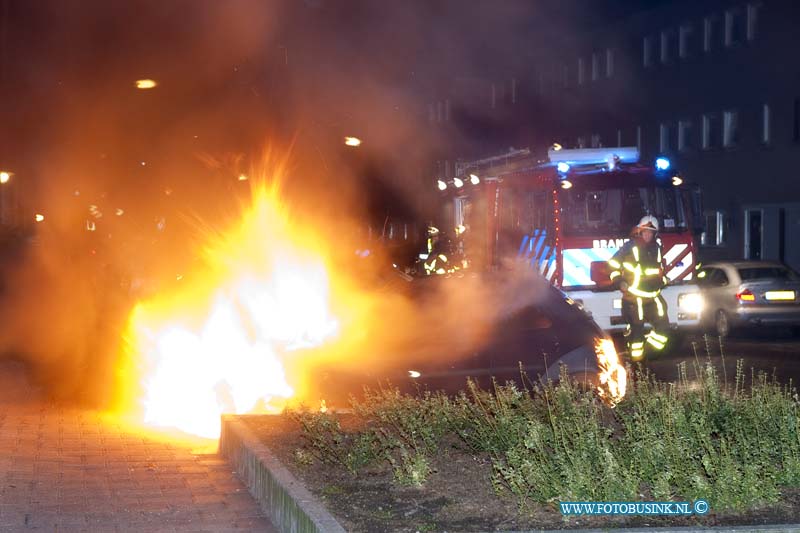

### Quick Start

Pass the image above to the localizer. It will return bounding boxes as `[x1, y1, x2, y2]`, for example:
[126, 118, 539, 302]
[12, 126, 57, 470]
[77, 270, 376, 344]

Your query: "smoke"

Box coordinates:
[0, 0, 591, 408]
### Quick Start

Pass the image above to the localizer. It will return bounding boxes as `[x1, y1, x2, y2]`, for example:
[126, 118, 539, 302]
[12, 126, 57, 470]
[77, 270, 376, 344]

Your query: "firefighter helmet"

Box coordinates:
[637, 215, 659, 232]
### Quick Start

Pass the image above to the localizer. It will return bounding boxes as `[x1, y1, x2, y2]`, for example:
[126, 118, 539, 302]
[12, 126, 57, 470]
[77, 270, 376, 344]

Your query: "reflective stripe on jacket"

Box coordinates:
[608, 237, 666, 299]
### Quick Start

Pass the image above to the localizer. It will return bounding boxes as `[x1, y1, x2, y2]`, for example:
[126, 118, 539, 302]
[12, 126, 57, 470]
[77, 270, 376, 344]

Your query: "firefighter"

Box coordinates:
[608, 215, 670, 362]
[421, 225, 444, 275]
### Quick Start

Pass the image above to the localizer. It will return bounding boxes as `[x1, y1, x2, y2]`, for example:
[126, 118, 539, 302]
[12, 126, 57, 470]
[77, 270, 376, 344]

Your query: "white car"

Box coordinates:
[696, 261, 800, 337]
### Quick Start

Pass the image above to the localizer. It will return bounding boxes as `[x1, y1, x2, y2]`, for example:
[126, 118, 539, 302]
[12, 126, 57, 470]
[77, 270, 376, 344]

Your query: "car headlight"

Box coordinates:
[678, 292, 704, 314]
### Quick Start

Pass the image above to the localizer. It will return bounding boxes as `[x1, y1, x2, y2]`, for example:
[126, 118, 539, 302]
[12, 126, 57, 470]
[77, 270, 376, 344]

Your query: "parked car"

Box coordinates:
[308, 268, 626, 406]
[696, 261, 800, 337]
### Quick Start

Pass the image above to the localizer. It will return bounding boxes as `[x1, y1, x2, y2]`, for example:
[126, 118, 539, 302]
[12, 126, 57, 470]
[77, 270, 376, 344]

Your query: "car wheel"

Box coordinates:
[714, 309, 730, 338]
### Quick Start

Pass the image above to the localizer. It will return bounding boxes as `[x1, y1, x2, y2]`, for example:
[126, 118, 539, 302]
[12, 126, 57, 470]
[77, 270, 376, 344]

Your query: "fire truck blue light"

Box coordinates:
[655, 157, 670, 171]
[557, 162, 570, 173]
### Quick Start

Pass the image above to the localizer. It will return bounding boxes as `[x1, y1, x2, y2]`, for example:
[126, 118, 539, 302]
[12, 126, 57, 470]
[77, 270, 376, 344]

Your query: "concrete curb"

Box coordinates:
[220, 415, 800, 533]
[220, 415, 347, 533]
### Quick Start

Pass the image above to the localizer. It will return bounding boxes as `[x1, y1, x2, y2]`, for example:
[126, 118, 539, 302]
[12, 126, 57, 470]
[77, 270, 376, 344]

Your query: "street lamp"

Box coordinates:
[136, 79, 157, 89]
[344, 136, 362, 147]
[0, 171, 12, 184]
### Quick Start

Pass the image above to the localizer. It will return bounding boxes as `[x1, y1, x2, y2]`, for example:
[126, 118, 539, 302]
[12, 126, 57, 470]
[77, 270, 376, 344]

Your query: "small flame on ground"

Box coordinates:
[595, 338, 627, 405]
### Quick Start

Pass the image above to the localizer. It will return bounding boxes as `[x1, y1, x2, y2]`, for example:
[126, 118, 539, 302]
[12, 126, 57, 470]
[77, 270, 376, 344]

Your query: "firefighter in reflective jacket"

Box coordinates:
[608, 215, 670, 361]
[423, 226, 449, 275]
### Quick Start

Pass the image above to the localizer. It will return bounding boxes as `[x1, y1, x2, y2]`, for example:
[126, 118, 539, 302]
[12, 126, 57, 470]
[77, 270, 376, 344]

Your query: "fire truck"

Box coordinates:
[438, 146, 705, 332]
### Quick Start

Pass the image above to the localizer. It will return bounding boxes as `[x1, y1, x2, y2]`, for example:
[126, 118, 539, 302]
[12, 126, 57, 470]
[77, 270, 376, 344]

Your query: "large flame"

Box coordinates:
[115, 177, 339, 438]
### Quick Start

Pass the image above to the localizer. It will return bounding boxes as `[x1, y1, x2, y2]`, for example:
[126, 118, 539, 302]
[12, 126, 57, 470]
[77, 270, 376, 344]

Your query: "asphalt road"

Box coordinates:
[644, 329, 800, 389]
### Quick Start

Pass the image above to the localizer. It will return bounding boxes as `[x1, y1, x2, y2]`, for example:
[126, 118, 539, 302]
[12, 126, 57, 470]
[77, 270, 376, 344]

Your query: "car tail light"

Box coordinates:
[736, 289, 756, 303]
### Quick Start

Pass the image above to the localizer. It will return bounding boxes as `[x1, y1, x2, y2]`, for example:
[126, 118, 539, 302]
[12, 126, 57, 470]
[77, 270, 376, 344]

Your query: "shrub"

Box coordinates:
[290, 353, 800, 511]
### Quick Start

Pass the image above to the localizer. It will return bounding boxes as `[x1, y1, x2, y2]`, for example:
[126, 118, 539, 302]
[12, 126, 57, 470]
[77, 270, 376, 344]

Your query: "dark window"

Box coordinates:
[706, 268, 730, 287]
[701, 210, 726, 246]
[699, 268, 723, 287]
[521, 191, 551, 233]
[738, 267, 800, 282]
[679, 23, 694, 58]
[561, 187, 686, 236]
[704, 16, 717, 52]
[702, 113, 720, 150]
[660, 30, 674, 63]
[643, 36, 654, 67]
[714, 269, 730, 286]
[794, 99, 800, 142]
[723, 110, 739, 148]
[678, 119, 695, 152]
[725, 8, 745, 46]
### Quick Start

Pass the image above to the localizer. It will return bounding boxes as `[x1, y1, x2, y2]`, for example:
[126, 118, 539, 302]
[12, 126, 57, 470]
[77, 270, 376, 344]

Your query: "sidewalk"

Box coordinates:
[0, 359, 277, 532]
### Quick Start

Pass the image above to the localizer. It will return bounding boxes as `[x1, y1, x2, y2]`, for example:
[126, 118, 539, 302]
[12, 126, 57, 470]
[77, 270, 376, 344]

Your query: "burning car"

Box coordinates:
[310, 268, 626, 406]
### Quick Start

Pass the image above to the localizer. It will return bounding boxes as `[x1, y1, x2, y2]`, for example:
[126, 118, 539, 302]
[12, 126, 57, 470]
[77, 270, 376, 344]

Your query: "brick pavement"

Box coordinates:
[0, 359, 278, 532]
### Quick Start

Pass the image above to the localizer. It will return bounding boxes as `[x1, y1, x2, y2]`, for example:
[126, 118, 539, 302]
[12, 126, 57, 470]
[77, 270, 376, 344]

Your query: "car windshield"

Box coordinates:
[561, 186, 687, 236]
[738, 266, 800, 282]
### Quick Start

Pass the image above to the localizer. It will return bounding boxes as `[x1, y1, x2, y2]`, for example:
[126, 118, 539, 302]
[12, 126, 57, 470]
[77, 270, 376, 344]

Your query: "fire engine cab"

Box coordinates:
[439, 146, 705, 332]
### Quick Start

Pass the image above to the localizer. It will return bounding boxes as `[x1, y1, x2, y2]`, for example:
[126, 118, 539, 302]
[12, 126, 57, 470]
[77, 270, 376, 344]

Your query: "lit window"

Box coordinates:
[762, 103, 771, 144]
[591, 53, 600, 81]
[591, 134, 601, 148]
[723, 110, 739, 147]
[636, 126, 643, 151]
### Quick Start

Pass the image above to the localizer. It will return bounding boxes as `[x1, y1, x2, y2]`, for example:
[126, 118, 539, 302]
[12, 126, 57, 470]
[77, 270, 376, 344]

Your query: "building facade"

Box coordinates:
[429, 0, 800, 271]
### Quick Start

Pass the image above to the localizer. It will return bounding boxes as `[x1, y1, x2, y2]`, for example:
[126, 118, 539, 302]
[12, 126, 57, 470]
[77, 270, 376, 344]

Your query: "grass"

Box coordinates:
[287, 344, 800, 512]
